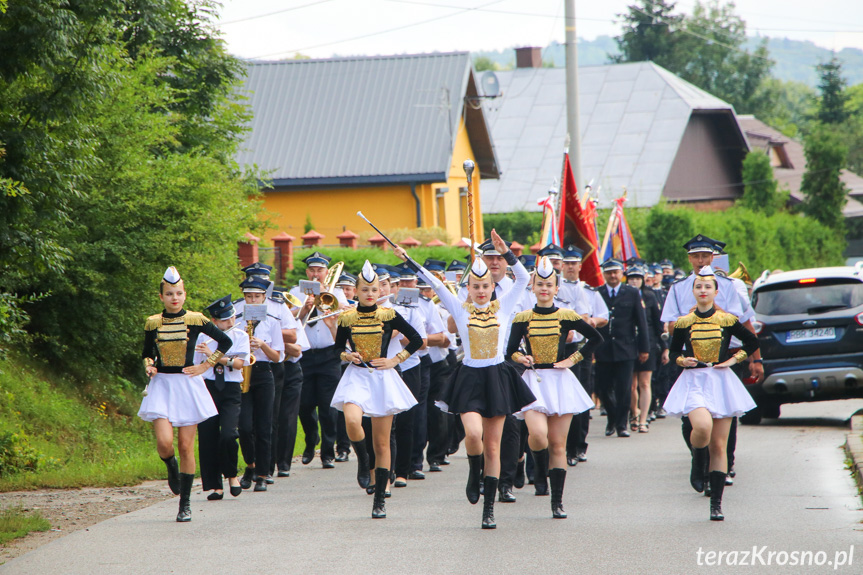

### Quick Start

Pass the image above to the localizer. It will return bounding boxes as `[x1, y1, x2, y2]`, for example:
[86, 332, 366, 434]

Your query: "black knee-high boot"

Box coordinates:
[162, 455, 180, 495]
[531, 449, 549, 496]
[176, 473, 193, 522]
[482, 476, 498, 529]
[466, 454, 482, 504]
[549, 468, 567, 519]
[352, 440, 370, 488]
[372, 468, 388, 518]
[709, 471, 726, 521]
[690, 447, 708, 493]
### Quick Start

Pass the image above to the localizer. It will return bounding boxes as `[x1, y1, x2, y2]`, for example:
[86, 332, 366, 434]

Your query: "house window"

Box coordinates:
[459, 187, 469, 238]
[436, 187, 448, 229]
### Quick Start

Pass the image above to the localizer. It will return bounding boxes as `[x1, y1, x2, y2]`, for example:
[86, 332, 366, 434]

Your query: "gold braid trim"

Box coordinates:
[674, 310, 738, 329]
[674, 312, 698, 329]
[376, 307, 396, 322]
[733, 350, 749, 363]
[184, 311, 208, 326]
[568, 351, 584, 365]
[513, 310, 533, 323]
[206, 350, 224, 366]
[145, 314, 163, 330]
[463, 300, 501, 314]
[340, 351, 353, 362]
[713, 311, 738, 327]
[558, 309, 583, 322]
[395, 349, 411, 363]
[338, 309, 359, 327]
[511, 351, 525, 363]
[676, 356, 688, 367]
[143, 357, 155, 369]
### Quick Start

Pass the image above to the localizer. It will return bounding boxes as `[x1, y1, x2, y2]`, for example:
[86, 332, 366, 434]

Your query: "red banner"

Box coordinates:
[562, 153, 604, 287]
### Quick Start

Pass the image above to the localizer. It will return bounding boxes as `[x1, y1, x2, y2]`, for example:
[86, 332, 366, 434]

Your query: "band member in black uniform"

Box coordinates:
[507, 256, 603, 518]
[139, 267, 233, 522]
[331, 261, 423, 518]
[335, 272, 358, 462]
[395, 230, 535, 530]
[624, 265, 667, 433]
[594, 259, 649, 438]
[665, 266, 758, 520]
[290, 252, 348, 469]
[195, 295, 250, 500]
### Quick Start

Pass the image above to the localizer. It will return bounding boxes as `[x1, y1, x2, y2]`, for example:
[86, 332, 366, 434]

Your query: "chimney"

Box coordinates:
[515, 46, 542, 69]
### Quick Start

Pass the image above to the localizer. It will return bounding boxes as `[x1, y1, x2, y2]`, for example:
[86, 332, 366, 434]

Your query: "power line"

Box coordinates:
[248, 0, 508, 59]
[220, 0, 336, 26]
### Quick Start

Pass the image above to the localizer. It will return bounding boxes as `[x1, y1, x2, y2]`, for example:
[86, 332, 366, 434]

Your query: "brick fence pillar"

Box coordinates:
[238, 232, 259, 268]
[272, 232, 295, 280]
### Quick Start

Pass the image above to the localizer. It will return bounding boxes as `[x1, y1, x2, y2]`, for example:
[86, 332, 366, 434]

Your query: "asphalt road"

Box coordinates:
[3, 399, 862, 575]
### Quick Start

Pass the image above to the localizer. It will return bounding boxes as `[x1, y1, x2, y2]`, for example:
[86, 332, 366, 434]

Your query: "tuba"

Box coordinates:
[729, 261, 752, 286]
[241, 320, 257, 393]
[315, 261, 344, 313]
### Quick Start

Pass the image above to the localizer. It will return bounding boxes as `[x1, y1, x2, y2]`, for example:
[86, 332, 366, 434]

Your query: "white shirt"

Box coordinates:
[289, 285, 349, 349]
[426, 261, 530, 367]
[387, 303, 426, 371]
[235, 313, 285, 363]
[417, 297, 445, 360]
[194, 326, 250, 382]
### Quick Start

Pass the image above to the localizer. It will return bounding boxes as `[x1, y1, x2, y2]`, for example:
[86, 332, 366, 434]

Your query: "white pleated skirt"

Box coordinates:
[138, 373, 218, 427]
[516, 368, 595, 418]
[331, 364, 418, 417]
[663, 367, 757, 419]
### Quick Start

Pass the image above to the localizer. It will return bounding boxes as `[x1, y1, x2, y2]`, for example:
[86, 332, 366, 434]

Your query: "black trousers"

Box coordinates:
[272, 361, 303, 473]
[336, 363, 351, 455]
[198, 378, 242, 491]
[425, 358, 451, 465]
[567, 348, 594, 456]
[596, 359, 635, 432]
[394, 364, 422, 478]
[410, 355, 433, 471]
[239, 364, 275, 473]
[268, 362, 285, 474]
[299, 346, 341, 461]
[445, 351, 465, 454]
[499, 415, 527, 489]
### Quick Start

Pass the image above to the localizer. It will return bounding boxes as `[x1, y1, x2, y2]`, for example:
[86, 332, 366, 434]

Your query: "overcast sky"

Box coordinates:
[214, 0, 863, 61]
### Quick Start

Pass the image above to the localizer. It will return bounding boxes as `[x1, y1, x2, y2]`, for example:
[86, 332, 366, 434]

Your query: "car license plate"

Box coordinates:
[787, 327, 835, 342]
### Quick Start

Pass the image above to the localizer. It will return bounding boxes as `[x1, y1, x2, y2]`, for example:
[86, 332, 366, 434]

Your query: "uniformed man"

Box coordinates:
[594, 258, 649, 438]
[559, 246, 609, 464]
[537, 244, 564, 272]
[289, 252, 348, 469]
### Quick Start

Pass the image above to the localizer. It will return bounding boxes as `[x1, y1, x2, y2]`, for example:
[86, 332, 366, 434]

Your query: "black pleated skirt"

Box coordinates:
[435, 362, 537, 418]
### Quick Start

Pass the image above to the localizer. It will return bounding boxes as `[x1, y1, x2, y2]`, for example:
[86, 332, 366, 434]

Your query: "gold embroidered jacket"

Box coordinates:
[335, 304, 423, 363]
[142, 310, 233, 373]
[506, 306, 604, 369]
[669, 307, 758, 367]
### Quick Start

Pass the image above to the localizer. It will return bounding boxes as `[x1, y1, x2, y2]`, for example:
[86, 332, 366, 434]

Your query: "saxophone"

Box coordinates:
[241, 320, 258, 393]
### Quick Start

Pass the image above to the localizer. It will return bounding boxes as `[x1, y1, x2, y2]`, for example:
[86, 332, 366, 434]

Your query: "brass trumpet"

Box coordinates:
[315, 261, 344, 313]
[241, 320, 257, 393]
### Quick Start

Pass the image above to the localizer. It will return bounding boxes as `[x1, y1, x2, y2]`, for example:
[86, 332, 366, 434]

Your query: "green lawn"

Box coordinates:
[0, 507, 50, 545]
[0, 353, 310, 492]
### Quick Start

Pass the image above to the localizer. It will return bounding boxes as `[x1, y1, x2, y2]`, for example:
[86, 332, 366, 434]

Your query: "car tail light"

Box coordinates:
[752, 320, 763, 334]
[855, 312, 863, 326]
[799, 278, 816, 284]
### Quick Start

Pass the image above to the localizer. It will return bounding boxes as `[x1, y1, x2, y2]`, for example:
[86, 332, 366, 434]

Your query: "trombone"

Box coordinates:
[299, 261, 344, 326]
[305, 295, 390, 325]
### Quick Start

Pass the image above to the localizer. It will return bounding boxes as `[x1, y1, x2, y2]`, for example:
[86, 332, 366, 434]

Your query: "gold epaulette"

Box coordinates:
[674, 312, 698, 329]
[513, 310, 533, 323]
[144, 314, 163, 330]
[376, 307, 396, 322]
[557, 309, 582, 322]
[463, 300, 501, 314]
[338, 309, 359, 327]
[184, 311, 208, 326]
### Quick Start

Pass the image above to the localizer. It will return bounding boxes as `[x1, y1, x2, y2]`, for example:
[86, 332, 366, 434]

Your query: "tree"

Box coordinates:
[739, 150, 785, 216]
[643, 203, 694, 262]
[473, 56, 498, 72]
[611, 0, 688, 70]
[816, 55, 849, 125]
[801, 126, 848, 232]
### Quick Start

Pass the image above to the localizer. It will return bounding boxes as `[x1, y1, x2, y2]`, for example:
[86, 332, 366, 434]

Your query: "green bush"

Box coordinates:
[0, 432, 43, 476]
[484, 212, 543, 245]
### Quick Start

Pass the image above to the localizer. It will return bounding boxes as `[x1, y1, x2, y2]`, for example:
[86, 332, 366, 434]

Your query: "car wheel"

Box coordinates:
[761, 402, 781, 419]
[740, 406, 762, 425]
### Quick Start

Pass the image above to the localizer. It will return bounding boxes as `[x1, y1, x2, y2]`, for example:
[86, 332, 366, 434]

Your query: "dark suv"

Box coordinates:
[746, 265, 863, 424]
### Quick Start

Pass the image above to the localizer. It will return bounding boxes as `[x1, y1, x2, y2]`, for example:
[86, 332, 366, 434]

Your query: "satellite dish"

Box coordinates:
[481, 70, 501, 98]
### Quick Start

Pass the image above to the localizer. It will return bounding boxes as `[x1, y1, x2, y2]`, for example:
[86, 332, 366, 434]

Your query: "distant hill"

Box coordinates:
[473, 36, 863, 87]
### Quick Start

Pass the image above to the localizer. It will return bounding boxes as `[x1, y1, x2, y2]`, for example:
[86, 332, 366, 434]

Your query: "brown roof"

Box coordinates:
[738, 116, 863, 218]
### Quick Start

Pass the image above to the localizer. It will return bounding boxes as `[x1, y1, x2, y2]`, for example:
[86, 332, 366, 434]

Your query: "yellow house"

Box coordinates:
[237, 52, 500, 244]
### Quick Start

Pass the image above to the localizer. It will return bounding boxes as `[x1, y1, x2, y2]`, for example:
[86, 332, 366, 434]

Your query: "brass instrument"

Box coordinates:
[283, 292, 304, 309]
[315, 261, 344, 313]
[729, 261, 753, 286]
[241, 320, 257, 393]
[432, 281, 459, 304]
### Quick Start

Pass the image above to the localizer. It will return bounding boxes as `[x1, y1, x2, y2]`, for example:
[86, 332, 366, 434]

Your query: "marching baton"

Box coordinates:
[463, 160, 476, 265]
[357, 211, 400, 250]
[519, 344, 541, 382]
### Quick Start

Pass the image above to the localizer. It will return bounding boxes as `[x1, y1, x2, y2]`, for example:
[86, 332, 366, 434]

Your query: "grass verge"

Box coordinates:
[0, 507, 50, 545]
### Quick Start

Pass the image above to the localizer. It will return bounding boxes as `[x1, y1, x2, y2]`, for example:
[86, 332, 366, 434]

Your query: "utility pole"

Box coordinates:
[565, 0, 584, 195]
